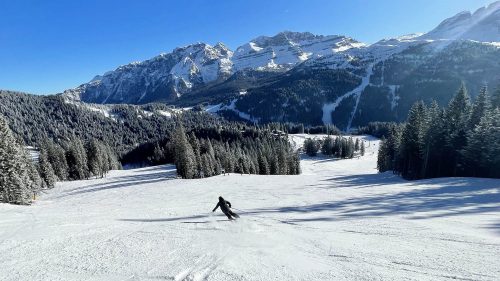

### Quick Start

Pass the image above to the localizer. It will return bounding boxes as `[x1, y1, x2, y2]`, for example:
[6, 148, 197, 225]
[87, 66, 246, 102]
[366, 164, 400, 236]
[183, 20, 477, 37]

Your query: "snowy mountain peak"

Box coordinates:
[64, 41, 234, 104]
[252, 31, 319, 46]
[214, 42, 231, 54]
[233, 31, 364, 71]
[421, 1, 500, 42]
[64, 3, 500, 106]
[168, 42, 233, 95]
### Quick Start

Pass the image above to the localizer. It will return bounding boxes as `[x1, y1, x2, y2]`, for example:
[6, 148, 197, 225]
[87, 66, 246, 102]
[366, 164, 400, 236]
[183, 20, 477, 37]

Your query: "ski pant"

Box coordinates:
[223, 209, 240, 219]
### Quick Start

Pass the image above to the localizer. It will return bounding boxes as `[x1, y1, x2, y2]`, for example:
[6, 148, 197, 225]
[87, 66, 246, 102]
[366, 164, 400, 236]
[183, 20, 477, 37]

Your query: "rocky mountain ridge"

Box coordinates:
[60, 2, 500, 129]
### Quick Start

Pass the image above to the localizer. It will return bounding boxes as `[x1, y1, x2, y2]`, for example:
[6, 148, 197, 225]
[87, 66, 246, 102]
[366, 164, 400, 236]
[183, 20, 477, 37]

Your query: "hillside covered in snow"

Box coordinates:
[1, 135, 499, 280]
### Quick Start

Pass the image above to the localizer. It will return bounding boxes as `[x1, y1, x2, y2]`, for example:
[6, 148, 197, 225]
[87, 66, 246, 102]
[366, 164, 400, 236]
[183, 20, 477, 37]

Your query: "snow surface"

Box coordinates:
[1, 135, 499, 281]
[157, 110, 172, 118]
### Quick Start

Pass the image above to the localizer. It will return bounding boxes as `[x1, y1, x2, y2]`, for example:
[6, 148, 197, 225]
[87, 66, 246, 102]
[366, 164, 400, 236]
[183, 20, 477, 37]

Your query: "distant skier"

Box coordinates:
[212, 196, 240, 220]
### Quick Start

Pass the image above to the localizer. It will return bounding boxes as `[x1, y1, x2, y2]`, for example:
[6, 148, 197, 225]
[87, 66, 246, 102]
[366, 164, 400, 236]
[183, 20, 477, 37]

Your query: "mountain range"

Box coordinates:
[58, 1, 500, 129]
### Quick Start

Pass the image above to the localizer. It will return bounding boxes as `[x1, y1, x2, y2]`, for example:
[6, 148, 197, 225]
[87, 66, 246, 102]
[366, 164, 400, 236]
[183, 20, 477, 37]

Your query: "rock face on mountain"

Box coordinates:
[66, 32, 365, 105]
[232, 31, 364, 71]
[66, 43, 233, 104]
[63, 2, 500, 129]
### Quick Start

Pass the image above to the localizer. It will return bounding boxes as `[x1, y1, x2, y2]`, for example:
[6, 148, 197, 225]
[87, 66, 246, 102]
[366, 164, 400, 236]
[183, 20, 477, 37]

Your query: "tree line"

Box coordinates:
[0, 91, 223, 155]
[139, 124, 301, 179]
[377, 85, 500, 179]
[38, 139, 121, 185]
[356, 122, 402, 139]
[303, 136, 365, 158]
[0, 115, 121, 205]
[122, 121, 302, 178]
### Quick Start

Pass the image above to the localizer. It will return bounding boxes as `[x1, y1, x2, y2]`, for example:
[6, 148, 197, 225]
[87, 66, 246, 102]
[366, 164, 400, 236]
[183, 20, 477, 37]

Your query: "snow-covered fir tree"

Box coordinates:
[38, 149, 56, 189]
[0, 116, 38, 204]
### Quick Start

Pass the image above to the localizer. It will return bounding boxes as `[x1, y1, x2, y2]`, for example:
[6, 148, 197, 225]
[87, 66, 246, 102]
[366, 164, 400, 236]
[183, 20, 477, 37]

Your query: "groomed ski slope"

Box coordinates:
[1, 135, 499, 281]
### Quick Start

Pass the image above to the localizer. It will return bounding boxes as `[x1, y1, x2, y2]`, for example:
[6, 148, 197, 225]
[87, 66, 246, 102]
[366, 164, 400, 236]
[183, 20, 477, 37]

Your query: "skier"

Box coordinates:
[212, 196, 240, 220]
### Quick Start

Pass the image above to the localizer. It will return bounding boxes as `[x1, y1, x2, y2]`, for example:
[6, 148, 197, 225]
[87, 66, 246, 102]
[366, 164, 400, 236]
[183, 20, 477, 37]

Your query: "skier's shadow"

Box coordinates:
[119, 214, 230, 223]
[181, 220, 230, 223]
[484, 222, 500, 235]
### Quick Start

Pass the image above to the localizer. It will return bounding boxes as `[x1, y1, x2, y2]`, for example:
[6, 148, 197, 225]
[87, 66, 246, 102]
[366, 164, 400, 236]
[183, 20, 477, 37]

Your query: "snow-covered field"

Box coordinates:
[1, 135, 499, 281]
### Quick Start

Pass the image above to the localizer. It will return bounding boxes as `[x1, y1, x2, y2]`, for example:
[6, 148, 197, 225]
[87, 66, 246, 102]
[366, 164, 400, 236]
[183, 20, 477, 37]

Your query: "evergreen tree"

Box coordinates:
[84, 140, 118, 178]
[38, 149, 56, 189]
[173, 125, 196, 179]
[201, 154, 211, 177]
[189, 133, 202, 177]
[291, 152, 301, 174]
[377, 137, 390, 172]
[270, 154, 279, 175]
[468, 86, 490, 130]
[0, 116, 36, 205]
[347, 137, 355, 158]
[86, 140, 103, 178]
[333, 137, 342, 158]
[421, 101, 446, 178]
[26, 153, 44, 195]
[321, 137, 334, 156]
[463, 108, 500, 177]
[444, 84, 471, 176]
[149, 143, 165, 164]
[65, 138, 89, 180]
[491, 86, 500, 109]
[278, 148, 289, 174]
[258, 151, 270, 175]
[340, 138, 348, 158]
[304, 138, 320, 157]
[397, 101, 427, 179]
[103, 143, 120, 173]
[45, 141, 69, 181]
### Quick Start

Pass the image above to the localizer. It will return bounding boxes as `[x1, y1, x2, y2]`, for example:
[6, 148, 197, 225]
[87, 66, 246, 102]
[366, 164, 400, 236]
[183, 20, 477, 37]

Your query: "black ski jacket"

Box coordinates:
[213, 197, 232, 213]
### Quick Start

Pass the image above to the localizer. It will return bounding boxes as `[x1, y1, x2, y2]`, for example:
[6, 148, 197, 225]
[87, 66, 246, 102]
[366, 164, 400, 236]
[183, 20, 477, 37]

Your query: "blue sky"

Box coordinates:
[0, 0, 494, 95]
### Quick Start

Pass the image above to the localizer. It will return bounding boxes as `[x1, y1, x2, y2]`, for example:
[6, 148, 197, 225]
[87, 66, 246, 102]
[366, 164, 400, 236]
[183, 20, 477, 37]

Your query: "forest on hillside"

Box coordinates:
[0, 92, 304, 205]
[377, 85, 500, 179]
[2, 83, 500, 205]
[0, 91, 212, 154]
[0, 115, 302, 204]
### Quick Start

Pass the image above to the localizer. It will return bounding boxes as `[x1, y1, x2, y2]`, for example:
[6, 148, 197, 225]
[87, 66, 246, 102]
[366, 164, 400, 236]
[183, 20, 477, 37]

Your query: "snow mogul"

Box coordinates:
[212, 196, 240, 220]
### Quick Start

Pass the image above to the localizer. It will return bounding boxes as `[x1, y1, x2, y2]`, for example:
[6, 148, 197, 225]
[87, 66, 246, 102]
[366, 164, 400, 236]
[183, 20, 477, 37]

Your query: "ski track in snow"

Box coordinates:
[322, 64, 375, 130]
[1, 135, 499, 281]
[346, 63, 375, 131]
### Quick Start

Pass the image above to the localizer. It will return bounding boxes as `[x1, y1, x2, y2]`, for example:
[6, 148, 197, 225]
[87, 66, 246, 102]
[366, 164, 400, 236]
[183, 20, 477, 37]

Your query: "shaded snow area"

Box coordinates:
[1, 136, 499, 281]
